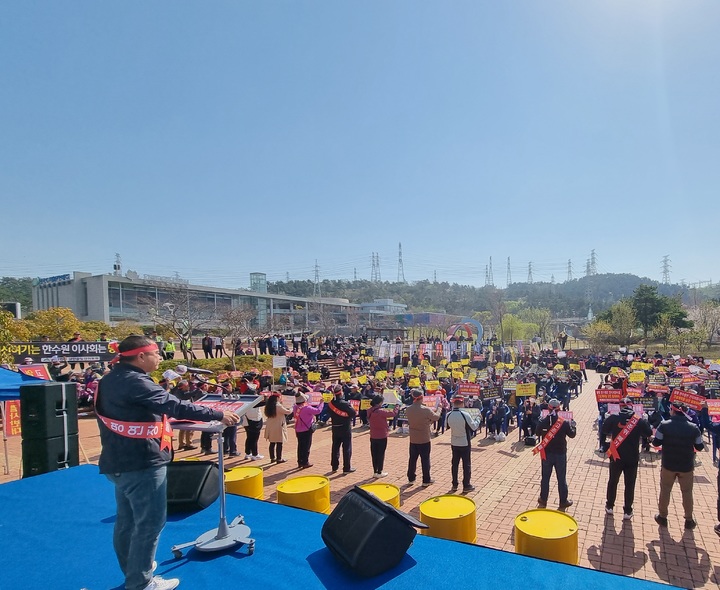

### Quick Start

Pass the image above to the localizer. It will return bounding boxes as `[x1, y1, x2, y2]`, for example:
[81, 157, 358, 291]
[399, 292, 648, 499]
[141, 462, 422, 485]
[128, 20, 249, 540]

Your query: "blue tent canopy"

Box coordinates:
[0, 367, 47, 401]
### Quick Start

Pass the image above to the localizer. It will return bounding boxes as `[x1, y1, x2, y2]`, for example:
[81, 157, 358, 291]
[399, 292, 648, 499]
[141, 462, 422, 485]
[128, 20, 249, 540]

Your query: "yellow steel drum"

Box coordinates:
[359, 483, 401, 508]
[225, 466, 263, 500]
[419, 495, 477, 543]
[514, 509, 578, 565]
[276, 475, 330, 514]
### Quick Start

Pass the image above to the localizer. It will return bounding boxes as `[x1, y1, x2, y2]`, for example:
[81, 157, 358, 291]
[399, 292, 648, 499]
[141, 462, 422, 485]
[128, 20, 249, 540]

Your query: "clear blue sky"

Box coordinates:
[1, 1, 718, 289]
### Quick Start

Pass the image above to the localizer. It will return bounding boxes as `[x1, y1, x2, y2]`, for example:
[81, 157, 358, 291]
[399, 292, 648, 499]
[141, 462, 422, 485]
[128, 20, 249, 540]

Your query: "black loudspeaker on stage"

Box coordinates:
[20, 382, 79, 477]
[321, 486, 428, 578]
[166, 461, 220, 514]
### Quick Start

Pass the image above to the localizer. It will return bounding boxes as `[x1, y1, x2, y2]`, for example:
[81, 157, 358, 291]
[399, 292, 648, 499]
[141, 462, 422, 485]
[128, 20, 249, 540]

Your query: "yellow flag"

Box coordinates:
[340, 371, 351, 382]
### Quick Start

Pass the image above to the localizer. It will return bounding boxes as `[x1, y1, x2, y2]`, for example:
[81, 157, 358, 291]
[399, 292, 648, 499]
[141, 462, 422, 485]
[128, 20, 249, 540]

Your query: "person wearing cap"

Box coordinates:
[293, 392, 324, 468]
[535, 398, 577, 509]
[652, 400, 704, 529]
[446, 395, 480, 492]
[329, 384, 357, 473]
[601, 398, 653, 520]
[97, 335, 240, 590]
[405, 388, 442, 487]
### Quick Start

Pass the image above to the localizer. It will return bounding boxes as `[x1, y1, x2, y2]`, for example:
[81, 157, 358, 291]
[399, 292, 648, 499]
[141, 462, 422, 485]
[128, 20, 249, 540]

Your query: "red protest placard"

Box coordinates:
[456, 383, 481, 396]
[4, 401, 22, 437]
[706, 400, 720, 416]
[669, 390, 705, 411]
[595, 388, 623, 403]
[18, 364, 51, 380]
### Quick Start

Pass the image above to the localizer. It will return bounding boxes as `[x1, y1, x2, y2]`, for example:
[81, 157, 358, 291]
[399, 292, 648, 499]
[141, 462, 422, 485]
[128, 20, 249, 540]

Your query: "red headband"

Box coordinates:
[119, 344, 159, 357]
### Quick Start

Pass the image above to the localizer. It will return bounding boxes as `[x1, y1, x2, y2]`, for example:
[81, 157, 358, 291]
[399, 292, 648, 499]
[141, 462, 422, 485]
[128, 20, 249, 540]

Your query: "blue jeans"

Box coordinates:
[540, 452, 569, 504]
[106, 466, 167, 590]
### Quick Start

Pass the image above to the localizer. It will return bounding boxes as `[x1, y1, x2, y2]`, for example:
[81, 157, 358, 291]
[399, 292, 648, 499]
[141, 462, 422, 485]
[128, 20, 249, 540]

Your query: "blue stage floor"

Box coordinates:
[0, 466, 678, 590]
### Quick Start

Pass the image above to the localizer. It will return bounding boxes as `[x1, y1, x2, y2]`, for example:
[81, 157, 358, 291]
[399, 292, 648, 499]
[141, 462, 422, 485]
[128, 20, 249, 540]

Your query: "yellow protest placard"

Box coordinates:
[629, 371, 646, 383]
[438, 370, 450, 378]
[375, 371, 387, 381]
[506, 363, 515, 370]
[440, 359, 448, 366]
[425, 380, 440, 391]
[409, 377, 421, 387]
[365, 356, 374, 361]
[339, 371, 351, 382]
[569, 364, 580, 371]
[451, 362, 462, 369]
[425, 365, 435, 373]
[421, 359, 430, 367]
[516, 382, 536, 396]
[358, 375, 367, 384]
[410, 368, 420, 376]
[394, 367, 405, 377]
[308, 372, 321, 382]
[496, 362, 505, 369]
[460, 359, 470, 366]
[322, 393, 334, 402]
[631, 361, 643, 370]
[360, 399, 372, 410]
[452, 370, 464, 379]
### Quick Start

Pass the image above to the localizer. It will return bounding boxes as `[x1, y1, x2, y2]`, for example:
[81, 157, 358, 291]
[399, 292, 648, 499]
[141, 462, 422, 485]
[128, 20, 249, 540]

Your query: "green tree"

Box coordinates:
[517, 307, 552, 343]
[582, 319, 613, 354]
[631, 285, 666, 342]
[653, 313, 674, 350]
[0, 277, 33, 311]
[609, 300, 637, 346]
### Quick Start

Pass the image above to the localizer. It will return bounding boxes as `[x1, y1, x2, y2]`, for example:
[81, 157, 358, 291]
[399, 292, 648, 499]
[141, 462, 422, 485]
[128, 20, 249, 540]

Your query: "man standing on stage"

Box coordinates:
[652, 400, 704, 529]
[329, 384, 357, 473]
[446, 395, 480, 492]
[535, 398, 577, 509]
[97, 335, 240, 590]
[406, 388, 442, 486]
[601, 397, 653, 520]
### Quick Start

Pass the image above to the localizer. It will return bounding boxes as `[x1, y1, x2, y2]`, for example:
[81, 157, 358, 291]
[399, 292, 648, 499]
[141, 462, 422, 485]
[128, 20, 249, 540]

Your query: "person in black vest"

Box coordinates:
[652, 400, 704, 529]
[535, 398, 577, 509]
[329, 384, 357, 473]
[601, 397, 653, 520]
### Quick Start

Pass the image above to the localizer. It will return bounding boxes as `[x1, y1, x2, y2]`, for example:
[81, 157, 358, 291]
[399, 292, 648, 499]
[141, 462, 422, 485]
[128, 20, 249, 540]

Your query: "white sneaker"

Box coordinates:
[605, 507, 613, 515]
[252, 454, 264, 460]
[244, 454, 253, 460]
[623, 511, 633, 520]
[145, 576, 180, 590]
[377, 471, 388, 477]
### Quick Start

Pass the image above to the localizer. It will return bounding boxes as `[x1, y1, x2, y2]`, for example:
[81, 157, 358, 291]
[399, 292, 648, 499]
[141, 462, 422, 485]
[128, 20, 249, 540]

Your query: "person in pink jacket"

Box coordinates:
[367, 395, 399, 478]
[293, 393, 324, 468]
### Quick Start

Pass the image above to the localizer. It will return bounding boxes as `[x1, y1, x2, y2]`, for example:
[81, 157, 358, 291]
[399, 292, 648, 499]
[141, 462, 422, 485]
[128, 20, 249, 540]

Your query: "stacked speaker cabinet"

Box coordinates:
[20, 382, 79, 477]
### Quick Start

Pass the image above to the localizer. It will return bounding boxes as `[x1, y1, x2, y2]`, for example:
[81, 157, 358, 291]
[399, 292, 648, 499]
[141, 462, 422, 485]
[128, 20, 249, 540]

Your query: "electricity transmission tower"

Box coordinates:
[397, 243, 406, 283]
[661, 255, 671, 284]
[527, 262, 534, 284]
[506, 257, 512, 287]
[312, 260, 321, 297]
[567, 259, 573, 281]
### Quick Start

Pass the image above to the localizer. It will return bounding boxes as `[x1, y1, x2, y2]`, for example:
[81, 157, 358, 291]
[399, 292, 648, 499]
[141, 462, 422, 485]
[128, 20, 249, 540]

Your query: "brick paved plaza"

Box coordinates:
[2, 371, 718, 588]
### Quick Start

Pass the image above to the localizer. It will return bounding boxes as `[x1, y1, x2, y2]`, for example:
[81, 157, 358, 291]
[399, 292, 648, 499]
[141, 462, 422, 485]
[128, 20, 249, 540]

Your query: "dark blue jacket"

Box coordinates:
[97, 363, 223, 474]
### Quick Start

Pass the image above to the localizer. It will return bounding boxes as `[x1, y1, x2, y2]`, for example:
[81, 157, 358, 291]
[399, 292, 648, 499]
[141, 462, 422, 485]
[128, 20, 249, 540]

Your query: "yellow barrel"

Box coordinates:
[225, 466, 264, 500]
[276, 475, 330, 514]
[514, 510, 578, 565]
[419, 495, 477, 544]
[360, 483, 401, 508]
